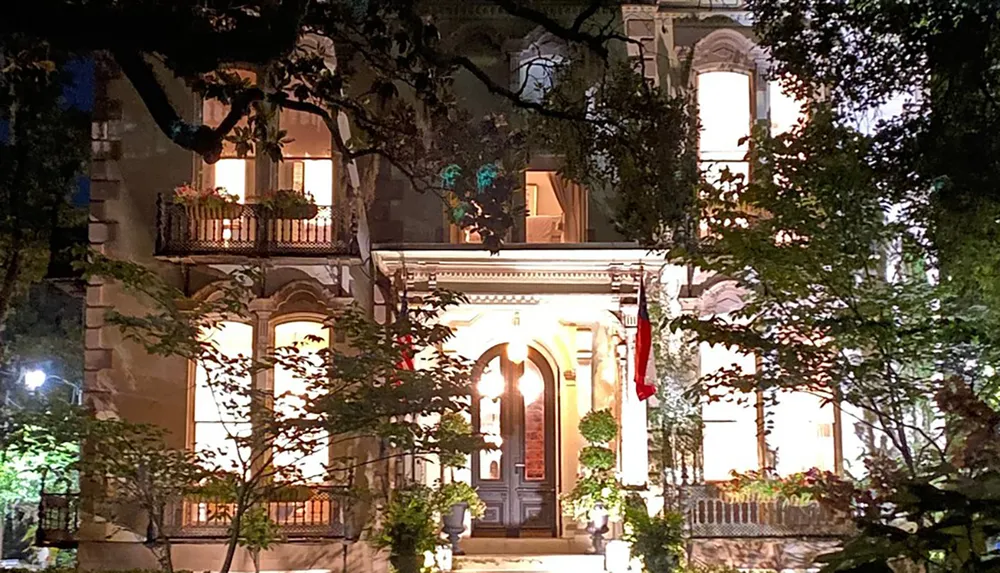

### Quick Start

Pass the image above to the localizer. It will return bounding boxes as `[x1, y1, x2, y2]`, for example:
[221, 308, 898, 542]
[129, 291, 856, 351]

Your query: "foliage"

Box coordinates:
[433, 481, 485, 519]
[623, 495, 685, 573]
[434, 413, 476, 471]
[371, 483, 441, 557]
[171, 184, 240, 209]
[80, 418, 209, 573]
[535, 60, 700, 249]
[718, 468, 834, 506]
[578, 446, 615, 472]
[256, 189, 316, 212]
[0, 0, 661, 251]
[83, 254, 485, 573]
[564, 408, 623, 522]
[578, 409, 617, 445]
[0, 40, 88, 364]
[561, 472, 624, 523]
[237, 506, 283, 573]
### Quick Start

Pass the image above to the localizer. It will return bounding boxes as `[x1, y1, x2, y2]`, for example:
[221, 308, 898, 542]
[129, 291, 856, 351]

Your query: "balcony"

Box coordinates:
[37, 486, 351, 546]
[162, 486, 350, 539]
[683, 485, 853, 539]
[156, 198, 357, 258]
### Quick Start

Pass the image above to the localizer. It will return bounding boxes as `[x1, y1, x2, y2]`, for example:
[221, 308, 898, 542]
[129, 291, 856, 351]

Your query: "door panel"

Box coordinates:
[472, 347, 556, 537]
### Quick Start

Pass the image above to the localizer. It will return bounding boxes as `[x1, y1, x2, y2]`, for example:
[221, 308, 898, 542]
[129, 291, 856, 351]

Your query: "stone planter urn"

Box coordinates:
[586, 504, 610, 555]
[441, 502, 468, 555]
[390, 553, 423, 573]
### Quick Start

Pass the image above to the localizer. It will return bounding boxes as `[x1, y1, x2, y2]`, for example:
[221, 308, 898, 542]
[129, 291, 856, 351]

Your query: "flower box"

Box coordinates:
[262, 203, 319, 220]
[186, 204, 244, 220]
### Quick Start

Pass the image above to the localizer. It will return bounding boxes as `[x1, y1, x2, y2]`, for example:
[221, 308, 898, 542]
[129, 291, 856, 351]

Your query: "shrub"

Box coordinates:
[434, 481, 486, 518]
[623, 495, 685, 573]
[579, 445, 615, 471]
[579, 409, 617, 444]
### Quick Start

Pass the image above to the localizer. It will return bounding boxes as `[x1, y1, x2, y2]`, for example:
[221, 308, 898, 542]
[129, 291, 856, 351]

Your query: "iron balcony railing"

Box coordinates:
[162, 486, 350, 539]
[37, 486, 351, 544]
[156, 196, 357, 257]
[683, 484, 853, 538]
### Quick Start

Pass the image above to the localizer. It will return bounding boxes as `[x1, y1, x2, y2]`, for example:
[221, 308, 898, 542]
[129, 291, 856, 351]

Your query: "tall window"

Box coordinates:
[277, 108, 334, 207]
[517, 49, 562, 103]
[699, 339, 837, 480]
[697, 71, 752, 186]
[194, 321, 253, 471]
[768, 80, 807, 137]
[201, 71, 257, 200]
[273, 320, 330, 482]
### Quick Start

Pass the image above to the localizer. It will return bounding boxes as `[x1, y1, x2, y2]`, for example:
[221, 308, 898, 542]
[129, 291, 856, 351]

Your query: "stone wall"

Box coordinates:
[689, 538, 841, 571]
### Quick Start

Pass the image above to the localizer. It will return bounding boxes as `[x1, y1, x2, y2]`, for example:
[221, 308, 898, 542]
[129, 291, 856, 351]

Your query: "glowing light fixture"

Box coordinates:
[477, 371, 504, 400]
[506, 312, 528, 364]
[24, 369, 46, 391]
[518, 370, 543, 404]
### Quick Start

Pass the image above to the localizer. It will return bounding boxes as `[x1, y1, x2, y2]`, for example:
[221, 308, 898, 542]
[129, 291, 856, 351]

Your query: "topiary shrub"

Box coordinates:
[579, 409, 617, 444]
[579, 445, 615, 471]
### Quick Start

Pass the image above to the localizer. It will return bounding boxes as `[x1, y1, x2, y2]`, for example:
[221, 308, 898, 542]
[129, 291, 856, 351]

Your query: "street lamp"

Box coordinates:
[23, 370, 82, 405]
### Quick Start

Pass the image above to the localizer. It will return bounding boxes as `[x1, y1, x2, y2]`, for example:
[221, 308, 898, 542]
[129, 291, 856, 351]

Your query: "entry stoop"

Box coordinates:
[452, 554, 606, 573]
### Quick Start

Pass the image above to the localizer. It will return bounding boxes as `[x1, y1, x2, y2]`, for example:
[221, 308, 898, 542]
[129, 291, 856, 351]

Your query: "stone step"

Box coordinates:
[453, 554, 605, 573]
[459, 537, 593, 555]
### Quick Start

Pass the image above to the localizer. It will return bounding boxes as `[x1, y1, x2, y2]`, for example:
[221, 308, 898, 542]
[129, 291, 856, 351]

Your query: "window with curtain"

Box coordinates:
[194, 321, 253, 472]
[201, 70, 257, 200]
[277, 108, 334, 208]
[273, 320, 330, 483]
[522, 171, 587, 244]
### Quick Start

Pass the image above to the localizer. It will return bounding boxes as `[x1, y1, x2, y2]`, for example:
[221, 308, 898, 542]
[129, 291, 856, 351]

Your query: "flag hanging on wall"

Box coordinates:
[634, 280, 657, 401]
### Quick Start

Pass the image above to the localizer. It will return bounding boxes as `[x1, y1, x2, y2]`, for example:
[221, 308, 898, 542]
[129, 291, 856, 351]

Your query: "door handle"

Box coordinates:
[514, 463, 526, 469]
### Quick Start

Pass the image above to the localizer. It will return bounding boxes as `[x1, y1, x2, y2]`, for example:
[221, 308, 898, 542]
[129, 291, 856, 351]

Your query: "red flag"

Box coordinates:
[634, 280, 657, 401]
[396, 293, 414, 372]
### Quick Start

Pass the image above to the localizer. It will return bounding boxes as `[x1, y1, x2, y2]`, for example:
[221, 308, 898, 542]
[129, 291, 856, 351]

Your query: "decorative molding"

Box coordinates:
[681, 27, 765, 74]
[465, 294, 541, 305]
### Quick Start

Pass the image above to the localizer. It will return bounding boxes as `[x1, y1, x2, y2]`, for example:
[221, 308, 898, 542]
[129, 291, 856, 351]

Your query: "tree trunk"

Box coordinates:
[218, 505, 244, 573]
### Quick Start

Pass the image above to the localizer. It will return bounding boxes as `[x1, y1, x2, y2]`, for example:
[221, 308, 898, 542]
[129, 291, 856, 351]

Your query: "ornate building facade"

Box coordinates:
[55, 1, 854, 571]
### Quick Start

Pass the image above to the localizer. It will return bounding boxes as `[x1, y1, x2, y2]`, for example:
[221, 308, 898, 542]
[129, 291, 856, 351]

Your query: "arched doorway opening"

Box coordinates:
[471, 344, 557, 537]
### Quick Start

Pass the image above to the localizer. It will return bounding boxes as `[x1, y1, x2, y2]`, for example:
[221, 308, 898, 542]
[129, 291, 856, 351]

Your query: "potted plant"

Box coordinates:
[561, 409, 623, 554]
[372, 483, 440, 573]
[256, 189, 319, 219]
[434, 481, 485, 555]
[432, 413, 485, 555]
[173, 184, 243, 219]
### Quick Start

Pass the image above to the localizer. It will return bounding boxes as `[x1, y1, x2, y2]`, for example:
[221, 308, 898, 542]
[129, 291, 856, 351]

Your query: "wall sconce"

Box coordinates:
[506, 311, 528, 364]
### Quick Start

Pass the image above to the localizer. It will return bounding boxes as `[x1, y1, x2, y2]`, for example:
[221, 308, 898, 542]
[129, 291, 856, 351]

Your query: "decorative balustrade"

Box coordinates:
[37, 486, 350, 545]
[162, 486, 349, 539]
[683, 484, 853, 538]
[156, 197, 356, 257]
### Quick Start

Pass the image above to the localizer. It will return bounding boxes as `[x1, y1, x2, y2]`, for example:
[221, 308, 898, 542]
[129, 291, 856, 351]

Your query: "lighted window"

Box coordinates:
[699, 341, 759, 481]
[273, 320, 330, 482]
[768, 390, 835, 474]
[194, 321, 253, 472]
[698, 71, 751, 186]
[278, 108, 334, 212]
[518, 52, 562, 103]
[201, 71, 256, 198]
[769, 80, 807, 137]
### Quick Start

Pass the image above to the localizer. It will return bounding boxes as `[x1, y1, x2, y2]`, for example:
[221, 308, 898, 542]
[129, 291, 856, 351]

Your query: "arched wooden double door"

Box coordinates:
[471, 345, 557, 537]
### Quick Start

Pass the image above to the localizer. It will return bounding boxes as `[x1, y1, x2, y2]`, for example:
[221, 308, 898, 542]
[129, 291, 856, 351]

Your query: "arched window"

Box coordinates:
[193, 321, 253, 471]
[273, 319, 330, 483]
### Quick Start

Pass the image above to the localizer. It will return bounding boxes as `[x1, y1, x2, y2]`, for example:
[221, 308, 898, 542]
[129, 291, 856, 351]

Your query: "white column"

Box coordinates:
[620, 325, 649, 487]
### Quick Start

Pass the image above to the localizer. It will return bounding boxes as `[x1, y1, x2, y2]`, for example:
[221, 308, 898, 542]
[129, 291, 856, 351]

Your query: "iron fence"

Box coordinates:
[684, 484, 853, 538]
[162, 486, 350, 539]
